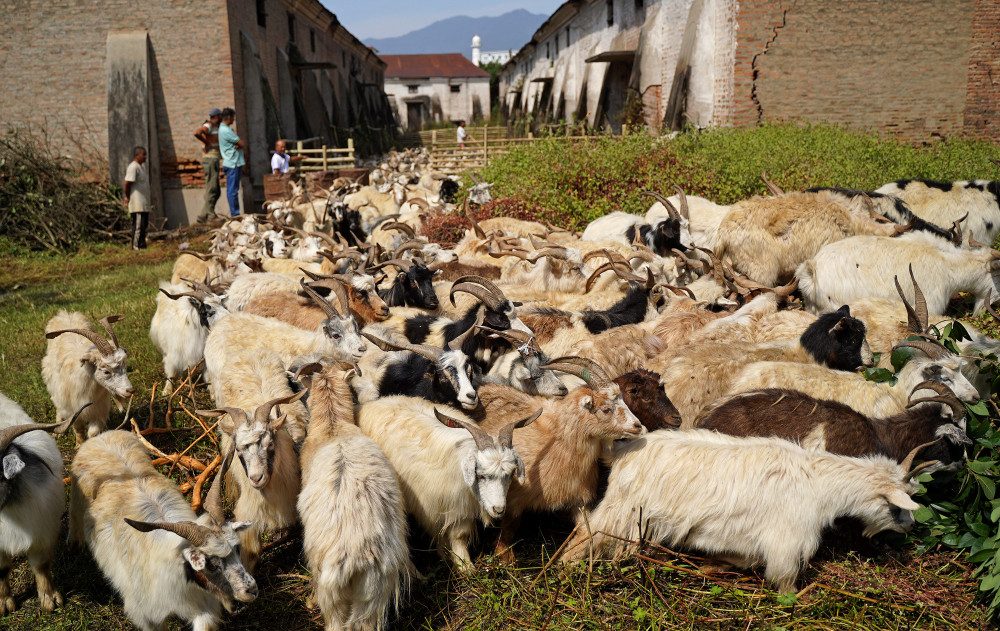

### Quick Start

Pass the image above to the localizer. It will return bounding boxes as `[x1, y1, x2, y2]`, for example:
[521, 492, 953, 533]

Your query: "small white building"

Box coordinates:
[382, 53, 491, 131]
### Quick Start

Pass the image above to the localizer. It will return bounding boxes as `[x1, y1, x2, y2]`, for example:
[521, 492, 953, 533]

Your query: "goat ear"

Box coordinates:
[270, 413, 288, 430]
[579, 395, 594, 412]
[229, 520, 252, 533]
[514, 455, 527, 484]
[460, 453, 477, 489]
[182, 547, 207, 571]
[2, 452, 25, 480]
[828, 318, 847, 335]
[511, 364, 532, 381]
[836, 305, 851, 317]
[886, 489, 920, 511]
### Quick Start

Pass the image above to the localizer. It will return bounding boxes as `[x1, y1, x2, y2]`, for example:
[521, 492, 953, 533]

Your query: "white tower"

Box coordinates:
[471, 34, 481, 66]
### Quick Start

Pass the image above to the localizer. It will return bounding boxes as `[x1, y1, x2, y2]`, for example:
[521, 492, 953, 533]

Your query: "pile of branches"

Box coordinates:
[0, 129, 129, 252]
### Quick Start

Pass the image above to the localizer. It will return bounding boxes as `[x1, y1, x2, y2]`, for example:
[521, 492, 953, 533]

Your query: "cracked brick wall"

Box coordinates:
[731, 0, 997, 142]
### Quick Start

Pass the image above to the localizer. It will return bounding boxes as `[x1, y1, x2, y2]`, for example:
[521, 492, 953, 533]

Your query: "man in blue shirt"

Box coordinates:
[218, 107, 246, 217]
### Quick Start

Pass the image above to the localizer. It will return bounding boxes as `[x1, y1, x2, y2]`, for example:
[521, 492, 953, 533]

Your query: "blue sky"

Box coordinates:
[324, 1, 564, 40]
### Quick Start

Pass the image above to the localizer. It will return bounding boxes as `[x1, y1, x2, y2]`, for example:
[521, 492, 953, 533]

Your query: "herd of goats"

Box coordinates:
[2, 146, 1000, 629]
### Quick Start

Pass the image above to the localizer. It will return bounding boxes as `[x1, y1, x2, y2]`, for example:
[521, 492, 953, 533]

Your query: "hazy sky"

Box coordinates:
[324, 1, 565, 40]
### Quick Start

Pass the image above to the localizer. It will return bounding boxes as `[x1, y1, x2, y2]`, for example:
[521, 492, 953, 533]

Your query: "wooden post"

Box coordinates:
[322, 145, 328, 171]
[431, 129, 437, 149]
[347, 138, 354, 164]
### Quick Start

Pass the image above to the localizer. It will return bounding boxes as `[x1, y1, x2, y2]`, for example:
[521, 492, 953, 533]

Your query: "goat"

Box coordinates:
[730, 339, 980, 419]
[478, 328, 568, 398]
[150, 281, 229, 395]
[581, 192, 691, 255]
[805, 187, 953, 240]
[562, 430, 931, 592]
[225, 272, 302, 311]
[199, 392, 305, 571]
[798, 231, 1000, 315]
[358, 396, 539, 569]
[875, 179, 1000, 243]
[0, 395, 82, 616]
[614, 369, 680, 431]
[373, 257, 440, 310]
[645, 188, 728, 249]
[70, 432, 256, 630]
[243, 272, 390, 328]
[475, 357, 645, 562]
[297, 362, 412, 631]
[203, 284, 367, 387]
[42, 312, 133, 443]
[656, 305, 873, 423]
[170, 250, 226, 285]
[715, 190, 908, 285]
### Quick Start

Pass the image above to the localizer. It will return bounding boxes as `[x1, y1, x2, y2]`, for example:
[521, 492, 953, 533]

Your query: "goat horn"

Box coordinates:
[45, 327, 115, 356]
[900, 439, 942, 478]
[586, 261, 641, 293]
[664, 284, 697, 300]
[907, 381, 966, 418]
[479, 325, 538, 352]
[196, 407, 252, 429]
[177, 250, 219, 262]
[158, 287, 205, 302]
[907, 395, 966, 422]
[308, 230, 340, 249]
[893, 340, 951, 361]
[370, 258, 413, 273]
[488, 247, 532, 261]
[497, 408, 543, 449]
[641, 190, 679, 221]
[542, 356, 610, 387]
[381, 221, 416, 238]
[0, 402, 92, 453]
[448, 309, 485, 353]
[253, 390, 307, 425]
[97, 315, 123, 349]
[950, 212, 968, 247]
[449, 276, 505, 310]
[203, 445, 235, 526]
[433, 408, 493, 451]
[894, 263, 928, 333]
[761, 172, 784, 196]
[299, 280, 341, 319]
[393, 240, 426, 257]
[361, 330, 442, 362]
[310, 277, 352, 317]
[986, 289, 1000, 323]
[672, 186, 690, 220]
[464, 199, 486, 239]
[124, 518, 211, 547]
[583, 248, 628, 265]
[406, 197, 430, 210]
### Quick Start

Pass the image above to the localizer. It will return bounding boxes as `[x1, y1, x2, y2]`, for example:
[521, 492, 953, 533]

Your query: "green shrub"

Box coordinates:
[480, 124, 1000, 229]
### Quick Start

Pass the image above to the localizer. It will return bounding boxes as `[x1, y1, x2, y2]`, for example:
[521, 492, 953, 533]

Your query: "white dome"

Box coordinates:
[472, 34, 481, 47]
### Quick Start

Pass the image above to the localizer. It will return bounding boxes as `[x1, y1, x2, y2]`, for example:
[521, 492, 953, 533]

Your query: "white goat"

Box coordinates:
[42, 311, 133, 443]
[150, 282, 229, 395]
[876, 179, 1000, 243]
[562, 430, 929, 592]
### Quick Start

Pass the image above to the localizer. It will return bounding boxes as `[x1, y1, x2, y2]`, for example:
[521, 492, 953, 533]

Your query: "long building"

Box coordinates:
[1, 0, 394, 226]
[382, 53, 491, 131]
[499, 0, 999, 141]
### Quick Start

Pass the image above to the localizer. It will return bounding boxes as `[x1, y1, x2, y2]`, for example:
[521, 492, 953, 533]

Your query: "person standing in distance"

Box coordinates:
[123, 146, 150, 250]
[193, 108, 222, 221]
[218, 107, 246, 218]
[456, 120, 467, 149]
[270, 139, 302, 175]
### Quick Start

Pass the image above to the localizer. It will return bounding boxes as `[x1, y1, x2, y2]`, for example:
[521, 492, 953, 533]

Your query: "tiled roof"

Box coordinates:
[381, 53, 490, 79]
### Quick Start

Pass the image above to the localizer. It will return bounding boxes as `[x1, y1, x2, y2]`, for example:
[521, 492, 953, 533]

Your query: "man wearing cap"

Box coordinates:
[218, 107, 246, 218]
[193, 108, 222, 221]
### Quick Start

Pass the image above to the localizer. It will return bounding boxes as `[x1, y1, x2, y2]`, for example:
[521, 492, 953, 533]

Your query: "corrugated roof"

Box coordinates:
[381, 54, 490, 79]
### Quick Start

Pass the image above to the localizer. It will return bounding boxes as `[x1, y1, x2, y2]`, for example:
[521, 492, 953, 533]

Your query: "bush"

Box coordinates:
[480, 124, 1000, 229]
[0, 129, 128, 253]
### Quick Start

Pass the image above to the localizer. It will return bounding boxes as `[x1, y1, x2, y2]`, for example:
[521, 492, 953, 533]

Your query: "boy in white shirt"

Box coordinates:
[270, 139, 301, 174]
[123, 146, 150, 250]
[457, 121, 467, 148]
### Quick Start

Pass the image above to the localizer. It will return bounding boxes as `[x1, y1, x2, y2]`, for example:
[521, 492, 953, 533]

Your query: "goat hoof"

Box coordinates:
[0, 596, 16, 615]
[39, 590, 62, 612]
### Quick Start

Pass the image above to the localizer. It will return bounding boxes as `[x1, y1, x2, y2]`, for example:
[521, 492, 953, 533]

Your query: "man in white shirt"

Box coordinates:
[270, 139, 301, 175]
[456, 121, 467, 148]
[123, 146, 150, 250]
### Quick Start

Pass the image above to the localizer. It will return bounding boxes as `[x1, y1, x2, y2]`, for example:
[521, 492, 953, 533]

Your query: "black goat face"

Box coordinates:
[800, 305, 873, 371]
[404, 263, 439, 309]
[439, 179, 460, 204]
[647, 218, 686, 256]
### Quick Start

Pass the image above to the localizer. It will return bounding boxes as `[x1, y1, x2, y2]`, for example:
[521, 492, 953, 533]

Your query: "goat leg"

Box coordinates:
[0, 553, 15, 614]
[494, 513, 522, 564]
[28, 550, 62, 612]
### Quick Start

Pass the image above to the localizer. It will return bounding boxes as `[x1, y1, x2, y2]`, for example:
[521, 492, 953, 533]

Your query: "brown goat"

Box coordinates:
[433, 260, 502, 282]
[243, 277, 389, 328]
[614, 369, 680, 431]
[476, 357, 644, 562]
[696, 385, 969, 465]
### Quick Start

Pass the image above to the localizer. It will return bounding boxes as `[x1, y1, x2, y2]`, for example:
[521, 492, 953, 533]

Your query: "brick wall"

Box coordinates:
[0, 0, 234, 185]
[732, 0, 995, 142]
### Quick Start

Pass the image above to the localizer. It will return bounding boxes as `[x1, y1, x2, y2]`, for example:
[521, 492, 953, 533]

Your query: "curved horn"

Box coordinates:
[381, 221, 416, 238]
[761, 172, 784, 196]
[393, 240, 426, 258]
[641, 189, 679, 221]
[305, 278, 353, 317]
[894, 263, 928, 333]
[950, 212, 968, 247]
[299, 280, 341, 318]
[308, 230, 341, 249]
[585, 261, 641, 293]
[479, 326, 538, 352]
[893, 340, 951, 361]
[583, 248, 628, 265]
[361, 330, 442, 362]
[900, 439, 942, 478]
[177, 250, 218, 262]
[907, 381, 966, 420]
[158, 287, 206, 302]
[124, 518, 210, 547]
[664, 284, 697, 300]
[671, 186, 690, 220]
[98, 315, 123, 348]
[448, 309, 485, 352]
[203, 446, 235, 526]
[369, 258, 414, 273]
[434, 408, 493, 451]
[497, 409, 543, 449]
[541, 356, 610, 387]
[464, 199, 486, 239]
[449, 276, 506, 310]
[45, 327, 115, 356]
[253, 390, 307, 425]
[406, 197, 430, 211]
[488, 247, 532, 261]
[0, 402, 92, 452]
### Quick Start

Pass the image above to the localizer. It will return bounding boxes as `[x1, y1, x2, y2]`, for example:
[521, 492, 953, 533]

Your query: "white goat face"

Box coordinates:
[469, 183, 493, 206]
[88, 348, 134, 401]
[511, 354, 568, 397]
[858, 477, 920, 537]
[580, 385, 645, 438]
[185, 521, 258, 606]
[232, 420, 276, 489]
[440, 350, 479, 410]
[422, 243, 458, 264]
[323, 316, 368, 362]
[920, 357, 980, 404]
[462, 447, 521, 520]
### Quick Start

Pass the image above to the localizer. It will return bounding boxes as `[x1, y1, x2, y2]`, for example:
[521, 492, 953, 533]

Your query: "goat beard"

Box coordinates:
[185, 564, 236, 613]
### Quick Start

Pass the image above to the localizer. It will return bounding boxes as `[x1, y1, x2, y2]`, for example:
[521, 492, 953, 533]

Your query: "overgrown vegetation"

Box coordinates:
[481, 124, 1000, 229]
[0, 129, 128, 254]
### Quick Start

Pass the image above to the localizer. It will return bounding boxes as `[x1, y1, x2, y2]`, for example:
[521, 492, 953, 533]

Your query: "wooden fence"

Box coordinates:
[426, 125, 594, 174]
[288, 138, 355, 172]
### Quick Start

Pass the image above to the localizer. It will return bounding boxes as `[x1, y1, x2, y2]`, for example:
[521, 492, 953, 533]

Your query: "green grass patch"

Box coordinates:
[481, 124, 1000, 229]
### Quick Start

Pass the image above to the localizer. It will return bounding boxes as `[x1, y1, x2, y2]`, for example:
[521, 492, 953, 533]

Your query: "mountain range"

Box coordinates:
[364, 9, 546, 58]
